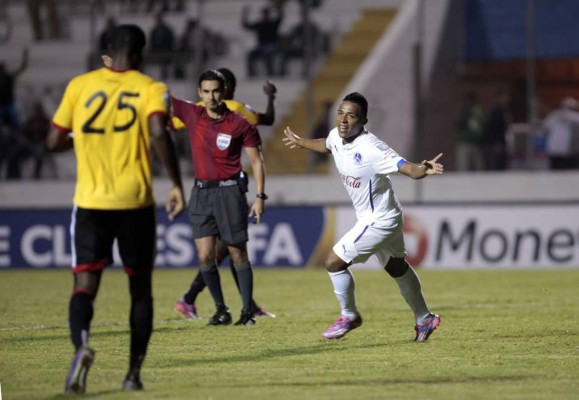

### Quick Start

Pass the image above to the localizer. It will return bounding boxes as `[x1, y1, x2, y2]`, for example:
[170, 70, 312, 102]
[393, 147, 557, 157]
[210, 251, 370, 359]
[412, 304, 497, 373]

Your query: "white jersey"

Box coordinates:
[326, 128, 407, 221]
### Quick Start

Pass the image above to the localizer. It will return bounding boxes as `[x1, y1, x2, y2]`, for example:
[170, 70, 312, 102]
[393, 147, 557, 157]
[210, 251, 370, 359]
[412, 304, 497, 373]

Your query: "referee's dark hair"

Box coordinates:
[343, 92, 368, 119]
[198, 69, 226, 90]
[109, 24, 146, 55]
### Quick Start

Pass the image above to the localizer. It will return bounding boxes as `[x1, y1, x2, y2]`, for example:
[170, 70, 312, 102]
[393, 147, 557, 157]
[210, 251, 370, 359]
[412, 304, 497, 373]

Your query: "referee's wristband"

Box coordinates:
[256, 193, 268, 200]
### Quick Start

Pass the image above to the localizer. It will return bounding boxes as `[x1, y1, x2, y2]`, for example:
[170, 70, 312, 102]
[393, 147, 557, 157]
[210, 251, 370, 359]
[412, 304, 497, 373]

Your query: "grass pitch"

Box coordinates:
[0, 267, 578, 400]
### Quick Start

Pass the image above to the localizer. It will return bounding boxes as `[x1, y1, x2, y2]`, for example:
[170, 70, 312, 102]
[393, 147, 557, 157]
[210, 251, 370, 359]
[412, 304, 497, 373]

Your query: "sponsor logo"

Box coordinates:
[340, 174, 361, 188]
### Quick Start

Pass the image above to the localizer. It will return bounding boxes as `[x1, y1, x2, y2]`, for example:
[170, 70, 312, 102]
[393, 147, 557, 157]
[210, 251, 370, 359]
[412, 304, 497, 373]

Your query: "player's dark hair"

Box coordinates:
[217, 68, 236, 91]
[109, 24, 146, 55]
[343, 92, 368, 119]
[198, 69, 225, 89]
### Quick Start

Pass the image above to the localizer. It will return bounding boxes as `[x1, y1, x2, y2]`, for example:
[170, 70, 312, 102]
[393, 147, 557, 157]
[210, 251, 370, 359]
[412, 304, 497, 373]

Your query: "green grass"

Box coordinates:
[0, 268, 578, 400]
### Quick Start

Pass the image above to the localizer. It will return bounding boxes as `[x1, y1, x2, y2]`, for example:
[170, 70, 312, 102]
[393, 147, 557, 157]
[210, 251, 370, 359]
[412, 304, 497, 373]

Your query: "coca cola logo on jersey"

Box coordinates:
[341, 174, 361, 188]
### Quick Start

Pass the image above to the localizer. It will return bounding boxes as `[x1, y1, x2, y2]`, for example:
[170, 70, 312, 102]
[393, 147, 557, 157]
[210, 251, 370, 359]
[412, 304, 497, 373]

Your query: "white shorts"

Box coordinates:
[333, 215, 406, 266]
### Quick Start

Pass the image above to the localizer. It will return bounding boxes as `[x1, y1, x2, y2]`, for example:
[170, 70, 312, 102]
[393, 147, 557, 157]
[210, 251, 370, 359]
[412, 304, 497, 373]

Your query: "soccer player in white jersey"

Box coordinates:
[282, 92, 443, 341]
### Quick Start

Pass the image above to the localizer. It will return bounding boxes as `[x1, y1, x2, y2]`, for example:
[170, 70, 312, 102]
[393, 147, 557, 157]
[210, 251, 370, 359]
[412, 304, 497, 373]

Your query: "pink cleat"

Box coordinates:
[322, 315, 363, 339]
[415, 313, 440, 341]
[174, 299, 200, 320]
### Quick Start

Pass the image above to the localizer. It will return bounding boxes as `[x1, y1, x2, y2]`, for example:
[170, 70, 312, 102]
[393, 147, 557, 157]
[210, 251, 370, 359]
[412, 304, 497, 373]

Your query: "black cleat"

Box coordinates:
[207, 308, 232, 326]
[123, 372, 144, 391]
[234, 309, 256, 326]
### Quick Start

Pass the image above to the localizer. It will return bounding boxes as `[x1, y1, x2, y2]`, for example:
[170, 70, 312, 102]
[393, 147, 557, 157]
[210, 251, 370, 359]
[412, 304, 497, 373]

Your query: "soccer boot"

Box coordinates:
[207, 307, 232, 326]
[234, 309, 256, 326]
[64, 346, 95, 394]
[174, 299, 200, 320]
[322, 315, 363, 339]
[123, 372, 144, 391]
[253, 306, 276, 319]
[415, 313, 441, 341]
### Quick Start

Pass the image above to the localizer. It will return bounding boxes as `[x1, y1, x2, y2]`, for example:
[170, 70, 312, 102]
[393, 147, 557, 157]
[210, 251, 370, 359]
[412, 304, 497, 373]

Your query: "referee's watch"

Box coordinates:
[256, 193, 268, 200]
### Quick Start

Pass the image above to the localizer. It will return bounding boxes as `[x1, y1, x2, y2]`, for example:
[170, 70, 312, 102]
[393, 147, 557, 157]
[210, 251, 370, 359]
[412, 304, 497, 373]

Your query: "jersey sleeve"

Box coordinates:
[226, 100, 259, 125]
[325, 128, 337, 152]
[145, 81, 170, 117]
[372, 141, 406, 175]
[51, 79, 77, 133]
[241, 119, 262, 147]
[171, 96, 199, 127]
[239, 103, 259, 125]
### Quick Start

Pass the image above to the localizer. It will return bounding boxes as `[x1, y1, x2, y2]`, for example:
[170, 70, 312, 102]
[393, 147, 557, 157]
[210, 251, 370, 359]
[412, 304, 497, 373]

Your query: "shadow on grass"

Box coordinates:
[50, 388, 121, 399]
[212, 373, 533, 389]
[158, 339, 405, 367]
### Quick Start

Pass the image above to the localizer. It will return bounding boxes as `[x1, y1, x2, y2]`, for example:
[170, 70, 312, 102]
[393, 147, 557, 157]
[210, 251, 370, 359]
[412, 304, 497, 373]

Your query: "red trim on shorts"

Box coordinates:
[72, 259, 110, 274]
[124, 266, 154, 276]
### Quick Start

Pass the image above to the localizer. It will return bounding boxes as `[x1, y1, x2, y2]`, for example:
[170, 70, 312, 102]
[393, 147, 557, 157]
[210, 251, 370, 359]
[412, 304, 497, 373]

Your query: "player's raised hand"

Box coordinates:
[282, 126, 303, 149]
[263, 80, 277, 97]
[422, 153, 444, 175]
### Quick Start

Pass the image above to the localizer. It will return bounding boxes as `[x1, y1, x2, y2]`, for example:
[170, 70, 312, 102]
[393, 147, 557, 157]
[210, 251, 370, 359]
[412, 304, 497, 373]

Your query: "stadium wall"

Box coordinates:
[1, 172, 578, 270]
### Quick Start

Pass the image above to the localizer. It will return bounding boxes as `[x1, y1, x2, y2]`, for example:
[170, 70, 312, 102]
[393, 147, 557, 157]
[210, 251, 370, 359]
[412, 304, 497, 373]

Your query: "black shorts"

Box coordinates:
[71, 205, 156, 275]
[187, 184, 249, 245]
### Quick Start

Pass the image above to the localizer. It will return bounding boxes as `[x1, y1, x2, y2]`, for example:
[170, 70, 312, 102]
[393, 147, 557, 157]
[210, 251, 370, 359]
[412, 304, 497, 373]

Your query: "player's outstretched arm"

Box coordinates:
[399, 153, 444, 179]
[282, 126, 330, 153]
[150, 114, 185, 221]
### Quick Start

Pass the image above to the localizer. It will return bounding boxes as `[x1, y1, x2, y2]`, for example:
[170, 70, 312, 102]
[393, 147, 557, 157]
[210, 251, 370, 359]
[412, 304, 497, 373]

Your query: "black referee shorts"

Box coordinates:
[71, 205, 156, 275]
[187, 185, 249, 245]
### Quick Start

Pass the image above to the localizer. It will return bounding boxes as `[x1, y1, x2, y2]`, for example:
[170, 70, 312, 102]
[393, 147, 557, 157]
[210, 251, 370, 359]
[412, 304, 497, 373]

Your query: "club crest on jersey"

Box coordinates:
[353, 152, 362, 165]
[216, 133, 232, 150]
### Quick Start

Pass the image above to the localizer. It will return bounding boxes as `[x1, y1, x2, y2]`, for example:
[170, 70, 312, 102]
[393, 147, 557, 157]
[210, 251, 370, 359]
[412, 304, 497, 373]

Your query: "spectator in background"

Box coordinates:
[26, 0, 61, 41]
[0, 48, 28, 179]
[174, 18, 228, 79]
[148, 12, 175, 79]
[483, 87, 511, 170]
[455, 90, 484, 171]
[242, 3, 284, 78]
[98, 16, 117, 55]
[0, 48, 28, 131]
[543, 97, 579, 170]
[279, 7, 326, 78]
[21, 101, 53, 179]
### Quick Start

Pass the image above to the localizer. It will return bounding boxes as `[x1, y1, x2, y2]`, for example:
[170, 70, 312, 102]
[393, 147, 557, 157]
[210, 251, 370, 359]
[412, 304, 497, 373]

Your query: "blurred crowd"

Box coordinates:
[455, 87, 579, 172]
[5, 0, 578, 180]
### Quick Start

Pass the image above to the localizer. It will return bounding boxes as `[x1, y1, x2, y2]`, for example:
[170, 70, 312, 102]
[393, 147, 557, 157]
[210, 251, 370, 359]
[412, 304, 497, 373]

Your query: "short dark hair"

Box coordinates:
[109, 24, 146, 55]
[198, 69, 225, 89]
[342, 92, 368, 119]
[217, 67, 236, 90]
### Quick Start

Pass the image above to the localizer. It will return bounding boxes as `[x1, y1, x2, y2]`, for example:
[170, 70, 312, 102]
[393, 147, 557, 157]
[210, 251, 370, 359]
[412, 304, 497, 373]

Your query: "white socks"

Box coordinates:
[328, 269, 358, 320]
[394, 266, 431, 325]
